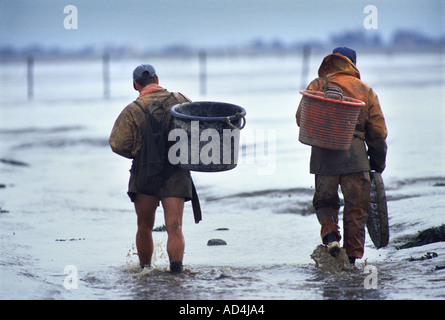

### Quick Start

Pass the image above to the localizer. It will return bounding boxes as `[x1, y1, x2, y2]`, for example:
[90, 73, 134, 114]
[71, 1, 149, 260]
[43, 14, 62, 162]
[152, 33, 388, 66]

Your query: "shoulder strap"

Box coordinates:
[322, 77, 343, 96]
[191, 179, 202, 224]
[133, 92, 174, 122]
[133, 94, 170, 111]
[133, 100, 145, 114]
[322, 77, 329, 91]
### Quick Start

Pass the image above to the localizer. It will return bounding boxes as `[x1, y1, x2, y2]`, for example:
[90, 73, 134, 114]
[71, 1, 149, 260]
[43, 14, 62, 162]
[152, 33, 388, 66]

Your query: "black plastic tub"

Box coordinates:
[170, 101, 246, 172]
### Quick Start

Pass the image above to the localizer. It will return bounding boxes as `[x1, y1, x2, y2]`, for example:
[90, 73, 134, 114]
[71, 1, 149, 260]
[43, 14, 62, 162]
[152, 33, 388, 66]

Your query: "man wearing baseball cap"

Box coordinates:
[110, 64, 195, 274]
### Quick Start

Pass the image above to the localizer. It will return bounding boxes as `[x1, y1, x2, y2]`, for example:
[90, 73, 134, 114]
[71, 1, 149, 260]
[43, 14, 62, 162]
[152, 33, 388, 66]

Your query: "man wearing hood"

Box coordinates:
[296, 47, 387, 265]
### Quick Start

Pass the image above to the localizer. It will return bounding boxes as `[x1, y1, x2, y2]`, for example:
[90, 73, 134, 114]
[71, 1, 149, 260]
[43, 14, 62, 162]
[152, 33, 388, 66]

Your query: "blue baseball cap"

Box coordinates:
[133, 64, 156, 81]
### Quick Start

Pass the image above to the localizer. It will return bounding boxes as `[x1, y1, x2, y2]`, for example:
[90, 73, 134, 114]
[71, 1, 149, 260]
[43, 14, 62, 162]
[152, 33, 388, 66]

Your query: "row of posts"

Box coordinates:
[25, 47, 311, 100]
[26, 53, 111, 100]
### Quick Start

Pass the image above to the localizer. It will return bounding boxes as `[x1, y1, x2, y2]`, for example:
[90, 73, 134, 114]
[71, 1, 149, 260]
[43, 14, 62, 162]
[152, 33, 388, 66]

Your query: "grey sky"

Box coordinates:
[1, 0, 443, 50]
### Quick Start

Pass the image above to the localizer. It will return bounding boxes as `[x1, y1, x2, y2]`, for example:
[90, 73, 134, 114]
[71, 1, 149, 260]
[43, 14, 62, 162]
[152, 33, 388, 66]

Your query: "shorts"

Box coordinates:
[127, 164, 193, 202]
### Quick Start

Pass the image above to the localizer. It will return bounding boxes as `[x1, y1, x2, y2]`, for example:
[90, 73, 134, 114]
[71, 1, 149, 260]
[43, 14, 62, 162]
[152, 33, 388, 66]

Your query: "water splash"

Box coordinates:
[310, 245, 354, 274]
[125, 238, 170, 275]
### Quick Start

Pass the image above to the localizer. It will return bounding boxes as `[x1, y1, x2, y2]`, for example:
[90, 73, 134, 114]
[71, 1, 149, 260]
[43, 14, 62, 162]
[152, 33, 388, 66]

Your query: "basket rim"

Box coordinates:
[300, 90, 365, 107]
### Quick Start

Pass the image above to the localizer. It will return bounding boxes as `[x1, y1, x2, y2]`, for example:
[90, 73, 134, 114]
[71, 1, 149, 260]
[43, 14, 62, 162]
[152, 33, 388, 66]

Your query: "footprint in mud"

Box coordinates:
[310, 245, 354, 274]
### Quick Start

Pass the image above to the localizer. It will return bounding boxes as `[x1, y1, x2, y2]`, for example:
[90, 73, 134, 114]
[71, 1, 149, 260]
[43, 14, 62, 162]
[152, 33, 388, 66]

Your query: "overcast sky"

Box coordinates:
[1, 0, 443, 51]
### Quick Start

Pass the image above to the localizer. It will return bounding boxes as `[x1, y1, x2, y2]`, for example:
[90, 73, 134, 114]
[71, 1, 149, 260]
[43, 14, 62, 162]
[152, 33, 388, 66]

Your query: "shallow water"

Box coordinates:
[1, 51, 444, 300]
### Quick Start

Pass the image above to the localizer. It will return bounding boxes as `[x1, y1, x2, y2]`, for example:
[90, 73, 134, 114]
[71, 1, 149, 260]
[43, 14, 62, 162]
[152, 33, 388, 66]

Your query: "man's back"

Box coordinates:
[110, 87, 190, 159]
[296, 53, 387, 175]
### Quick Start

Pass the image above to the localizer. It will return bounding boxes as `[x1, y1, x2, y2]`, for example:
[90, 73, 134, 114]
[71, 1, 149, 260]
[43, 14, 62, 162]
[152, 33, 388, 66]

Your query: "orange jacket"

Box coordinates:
[296, 53, 387, 174]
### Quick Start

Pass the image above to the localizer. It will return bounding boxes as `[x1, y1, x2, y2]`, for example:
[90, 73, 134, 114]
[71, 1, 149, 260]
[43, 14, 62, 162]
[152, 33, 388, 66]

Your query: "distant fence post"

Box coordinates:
[199, 50, 207, 96]
[27, 56, 34, 100]
[103, 52, 110, 99]
[300, 45, 311, 90]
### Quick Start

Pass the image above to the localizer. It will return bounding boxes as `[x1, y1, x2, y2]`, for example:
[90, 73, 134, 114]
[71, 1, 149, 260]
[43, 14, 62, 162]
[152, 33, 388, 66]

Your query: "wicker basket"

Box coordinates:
[298, 90, 364, 150]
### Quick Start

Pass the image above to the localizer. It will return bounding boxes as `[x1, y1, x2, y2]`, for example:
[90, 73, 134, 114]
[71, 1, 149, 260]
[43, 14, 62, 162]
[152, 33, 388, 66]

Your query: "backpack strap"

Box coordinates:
[132, 100, 145, 113]
[191, 180, 202, 224]
[322, 76, 329, 91]
[133, 93, 173, 122]
[322, 77, 343, 95]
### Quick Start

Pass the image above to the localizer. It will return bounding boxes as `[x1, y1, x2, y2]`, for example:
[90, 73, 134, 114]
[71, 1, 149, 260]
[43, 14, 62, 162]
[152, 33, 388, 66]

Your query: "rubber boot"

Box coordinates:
[170, 261, 183, 274]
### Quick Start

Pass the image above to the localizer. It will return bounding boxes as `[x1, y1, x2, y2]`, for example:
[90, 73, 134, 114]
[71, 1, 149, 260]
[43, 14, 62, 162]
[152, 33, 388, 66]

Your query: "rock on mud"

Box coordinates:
[0, 158, 29, 167]
[207, 239, 227, 246]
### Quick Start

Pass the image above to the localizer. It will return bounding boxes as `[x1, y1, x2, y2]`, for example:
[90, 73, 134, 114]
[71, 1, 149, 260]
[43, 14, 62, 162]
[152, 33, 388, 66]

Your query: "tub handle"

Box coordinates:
[226, 113, 246, 130]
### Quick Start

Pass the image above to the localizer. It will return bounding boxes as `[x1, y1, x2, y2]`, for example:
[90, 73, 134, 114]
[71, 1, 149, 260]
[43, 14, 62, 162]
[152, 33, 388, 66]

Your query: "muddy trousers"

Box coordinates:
[313, 171, 371, 259]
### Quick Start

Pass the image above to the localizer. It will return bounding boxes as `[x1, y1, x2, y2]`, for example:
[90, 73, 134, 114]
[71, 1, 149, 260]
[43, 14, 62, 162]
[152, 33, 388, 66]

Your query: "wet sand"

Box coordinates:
[1, 51, 444, 300]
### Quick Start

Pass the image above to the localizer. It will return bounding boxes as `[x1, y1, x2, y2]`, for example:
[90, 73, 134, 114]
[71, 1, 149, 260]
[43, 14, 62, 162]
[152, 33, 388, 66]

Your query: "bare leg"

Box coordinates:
[161, 197, 185, 267]
[134, 194, 159, 267]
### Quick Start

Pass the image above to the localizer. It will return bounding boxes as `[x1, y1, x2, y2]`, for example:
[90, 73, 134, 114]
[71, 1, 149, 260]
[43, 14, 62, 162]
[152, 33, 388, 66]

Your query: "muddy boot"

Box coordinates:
[326, 232, 340, 257]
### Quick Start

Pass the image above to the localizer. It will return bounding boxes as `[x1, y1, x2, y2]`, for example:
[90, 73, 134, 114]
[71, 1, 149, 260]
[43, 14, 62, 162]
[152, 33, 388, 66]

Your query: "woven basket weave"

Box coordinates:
[298, 90, 364, 150]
